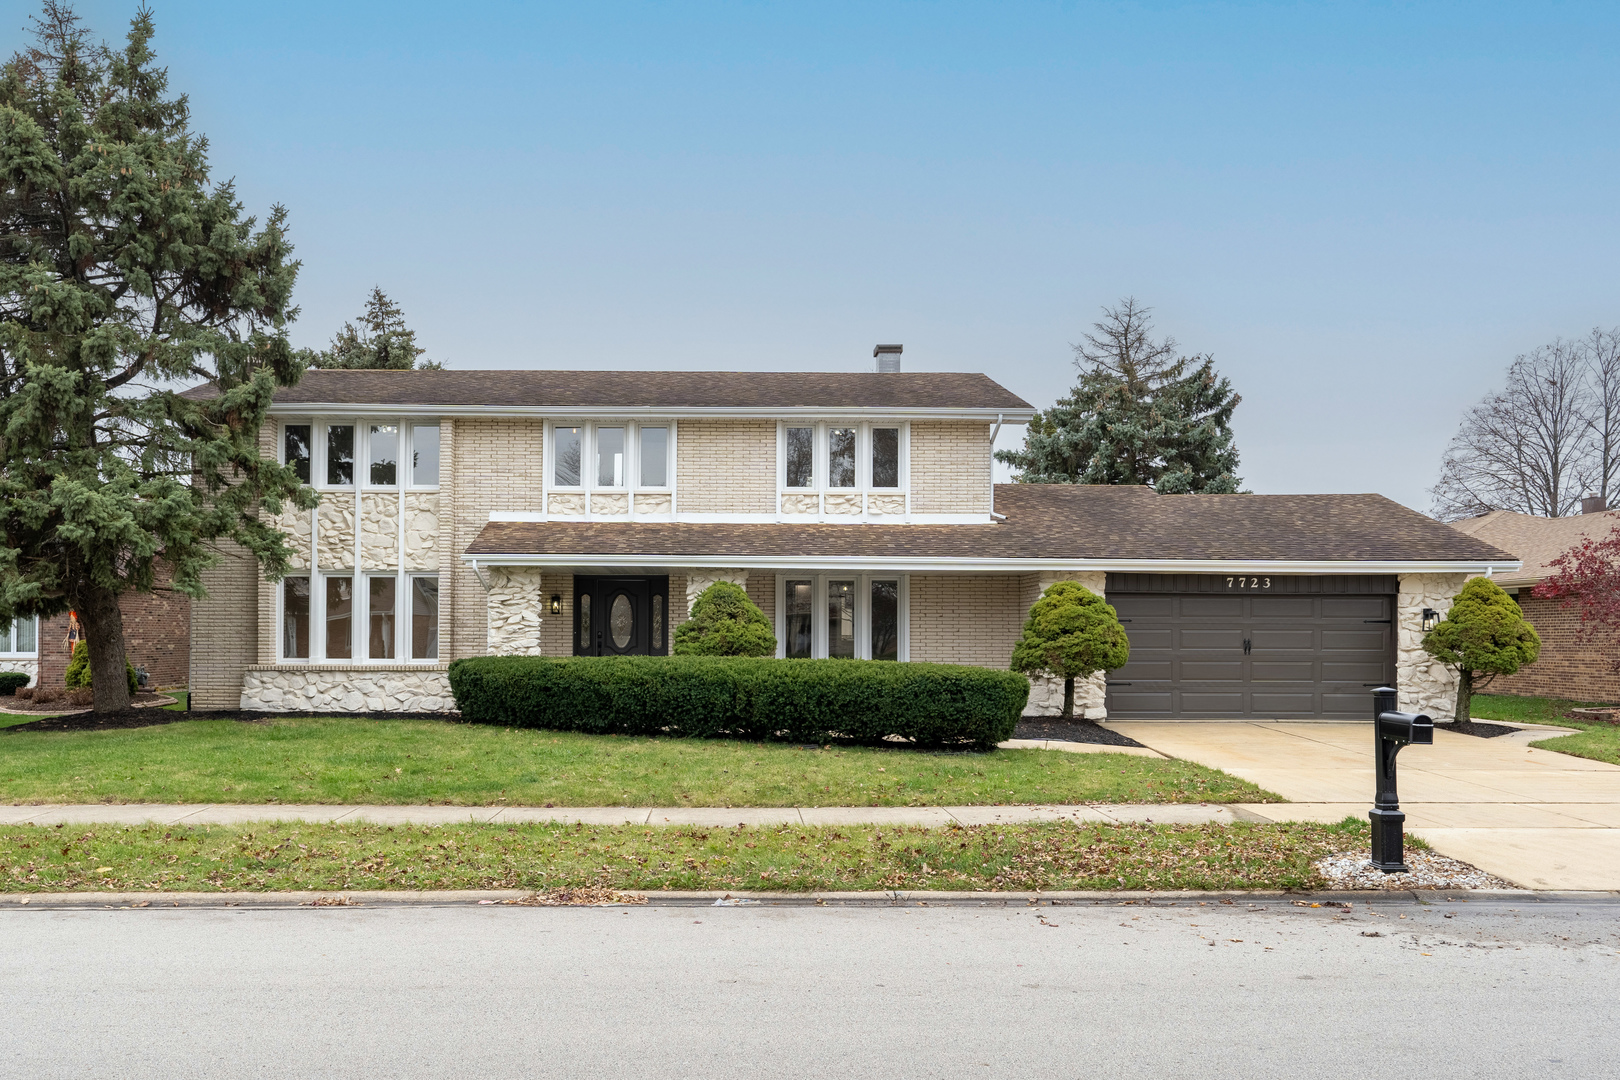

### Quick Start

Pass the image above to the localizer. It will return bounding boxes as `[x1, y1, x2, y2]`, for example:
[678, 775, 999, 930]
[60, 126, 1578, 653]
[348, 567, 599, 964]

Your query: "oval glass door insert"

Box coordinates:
[610, 593, 634, 649]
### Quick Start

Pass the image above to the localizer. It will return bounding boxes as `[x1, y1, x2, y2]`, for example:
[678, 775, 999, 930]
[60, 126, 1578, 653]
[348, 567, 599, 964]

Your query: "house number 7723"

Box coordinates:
[1228, 577, 1271, 589]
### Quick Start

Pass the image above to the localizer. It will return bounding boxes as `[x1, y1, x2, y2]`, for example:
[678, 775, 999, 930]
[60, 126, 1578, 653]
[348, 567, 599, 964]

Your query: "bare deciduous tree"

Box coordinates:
[1431, 331, 1620, 520]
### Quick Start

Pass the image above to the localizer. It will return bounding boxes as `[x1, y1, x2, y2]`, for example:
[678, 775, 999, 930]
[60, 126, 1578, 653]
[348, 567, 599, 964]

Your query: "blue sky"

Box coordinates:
[26, 1, 1620, 508]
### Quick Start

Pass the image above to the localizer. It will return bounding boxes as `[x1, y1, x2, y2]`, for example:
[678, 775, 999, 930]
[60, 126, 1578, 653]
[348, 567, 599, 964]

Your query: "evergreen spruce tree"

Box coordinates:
[672, 581, 776, 657]
[314, 286, 442, 370]
[0, 3, 312, 712]
[998, 298, 1243, 493]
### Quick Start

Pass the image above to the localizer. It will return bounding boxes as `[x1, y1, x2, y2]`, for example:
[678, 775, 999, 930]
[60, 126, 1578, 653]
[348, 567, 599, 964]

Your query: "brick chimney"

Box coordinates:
[1583, 492, 1608, 515]
[873, 344, 902, 373]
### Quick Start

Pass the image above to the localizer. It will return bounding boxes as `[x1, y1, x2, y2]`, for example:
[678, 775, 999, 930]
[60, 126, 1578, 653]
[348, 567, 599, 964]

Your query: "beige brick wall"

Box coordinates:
[910, 421, 991, 515]
[447, 418, 546, 661]
[908, 573, 1023, 668]
[192, 540, 260, 709]
[746, 573, 775, 627]
[676, 420, 775, 514]
[539, 571, 575, 657]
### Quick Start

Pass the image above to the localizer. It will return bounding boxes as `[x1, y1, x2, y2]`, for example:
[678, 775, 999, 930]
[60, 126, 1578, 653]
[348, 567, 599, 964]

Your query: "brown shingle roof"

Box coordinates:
[467, 485, 1518, 564]
[182, 369, 1033, 412]
[1448, 509, 1620, 586]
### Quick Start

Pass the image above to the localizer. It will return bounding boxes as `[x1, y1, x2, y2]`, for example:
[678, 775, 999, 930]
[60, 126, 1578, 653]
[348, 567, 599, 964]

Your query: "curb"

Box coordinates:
[5, 887, 1616, 909]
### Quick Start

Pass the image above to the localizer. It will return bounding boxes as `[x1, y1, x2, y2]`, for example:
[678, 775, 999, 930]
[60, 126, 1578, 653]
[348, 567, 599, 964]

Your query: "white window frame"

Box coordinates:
[544, 420, 678, 518]
[0, 615, 40, 658]
[774, 574, 909, 661]
[406, 422, 442, 489]
[278, 569, 443, 666]
[290, 418, 440, 494]
[775, 421, 909, 519]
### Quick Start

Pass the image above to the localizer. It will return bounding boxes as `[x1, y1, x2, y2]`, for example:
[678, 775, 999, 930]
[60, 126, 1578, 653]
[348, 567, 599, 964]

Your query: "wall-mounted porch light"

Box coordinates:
[550, 594, 563, 615]
[1420, 608, 1440, 633]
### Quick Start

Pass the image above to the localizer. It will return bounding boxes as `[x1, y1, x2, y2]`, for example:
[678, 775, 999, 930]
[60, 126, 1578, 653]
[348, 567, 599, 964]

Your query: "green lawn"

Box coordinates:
[1471, 692, 1620, 766]
[0, 715, 1279, 806]
[0, 817, 1365, 893]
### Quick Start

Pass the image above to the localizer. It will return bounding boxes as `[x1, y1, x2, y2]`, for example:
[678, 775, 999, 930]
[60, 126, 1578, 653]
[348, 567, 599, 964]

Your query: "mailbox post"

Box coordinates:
[1369, 686, 1434, 872]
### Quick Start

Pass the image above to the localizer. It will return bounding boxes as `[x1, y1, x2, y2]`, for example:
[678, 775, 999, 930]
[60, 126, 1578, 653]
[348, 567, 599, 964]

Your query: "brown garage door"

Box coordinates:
[1105, 588, 1394, 720]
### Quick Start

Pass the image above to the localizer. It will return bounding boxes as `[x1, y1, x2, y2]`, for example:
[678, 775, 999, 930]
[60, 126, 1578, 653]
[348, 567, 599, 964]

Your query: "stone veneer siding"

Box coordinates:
[240, 666, 453, 712]
[675, 420, 775, 514]
[909, 421, 991, 515]
[1018, 571, 1109, 718]
[1396, 573, 1469, 719]
[1485, 593, 1620, 703]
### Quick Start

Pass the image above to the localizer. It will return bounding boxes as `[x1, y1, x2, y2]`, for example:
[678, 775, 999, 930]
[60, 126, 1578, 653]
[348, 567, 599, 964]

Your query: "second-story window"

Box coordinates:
[327, 425, 355, 486]
[368, 424, 399, 486]
[554, 426, 582, 486]
[285, 425, 312, 483]
[596, 426, 625, 487]
[640, 426, 668, 487]
[411, 425, 440, 486]
[785, 427, 814, 487]
[828, 428, 856, 488]
[872, 427, 900, 488]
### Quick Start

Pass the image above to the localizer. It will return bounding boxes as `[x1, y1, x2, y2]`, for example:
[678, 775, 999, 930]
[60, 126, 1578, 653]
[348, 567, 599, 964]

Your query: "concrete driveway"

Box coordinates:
[1110, 721, 1620, 891]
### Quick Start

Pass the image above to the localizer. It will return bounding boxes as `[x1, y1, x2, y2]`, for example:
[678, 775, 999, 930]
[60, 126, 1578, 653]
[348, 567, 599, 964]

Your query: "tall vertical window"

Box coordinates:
[596, 426, 625, 487]
[828, 428, 856, 488]
[325, 577, 353, 659]
[786, 579, 814, 658]
[640, 426, 668, 487]
[785, 428, 814, 488]
[411, 425, 440, 486]
[651, 594, 665, 653]
[578, 593, 592, 651]
[554, 427, 582, 487]
[411, 577, 439, 660]
[872, 428, 900, 488]
[327, 425, 354, 486]
[369, 577, 396, 659]
[368, 424, 399, 485]
[284, 424, 311, 483]
[827, 580, 856, 658]
[870, 580, 899, 661]
[283, 577, 310, 659]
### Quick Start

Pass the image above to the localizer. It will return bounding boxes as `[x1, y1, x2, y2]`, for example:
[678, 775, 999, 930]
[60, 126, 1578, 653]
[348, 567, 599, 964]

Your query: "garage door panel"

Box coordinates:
[1180, 661, 1244, 681]
[1322, 597, 1390, 619]
[1105, 590, 1395, 719]
[1180, 629, 1244, 649]
[1178, 597, 1245, 618]
[1112, 597, 1174, 618]
[1251, 692, 1318, 714]
[1252, 629, 1315, 649]
[1251, 661, 1317, 681]
[1115, 659, 1173, 680]
[1179, 692, 1246, 714]
[1323, 630, 1388, 651]
[1123, 629, 1174, 649]
[1251, 597, 1316, 618]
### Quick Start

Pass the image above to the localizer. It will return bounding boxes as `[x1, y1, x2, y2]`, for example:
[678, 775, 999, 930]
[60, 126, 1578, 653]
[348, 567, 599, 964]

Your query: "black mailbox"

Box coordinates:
[1369, 686, 1432, 873]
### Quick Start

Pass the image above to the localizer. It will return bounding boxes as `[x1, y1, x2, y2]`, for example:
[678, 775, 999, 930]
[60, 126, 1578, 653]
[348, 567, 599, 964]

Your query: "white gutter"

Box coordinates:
[460, 552, 1522, 576]
[266, 403, 1038, 423]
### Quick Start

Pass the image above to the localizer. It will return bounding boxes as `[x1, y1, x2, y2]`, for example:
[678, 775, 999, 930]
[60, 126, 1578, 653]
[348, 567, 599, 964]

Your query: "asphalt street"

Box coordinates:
[3, 897, 1618, 1079]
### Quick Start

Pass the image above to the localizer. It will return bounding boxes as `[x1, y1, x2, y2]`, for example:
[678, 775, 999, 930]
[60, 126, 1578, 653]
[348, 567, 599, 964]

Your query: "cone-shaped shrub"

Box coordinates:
[672, 581, 777, 657]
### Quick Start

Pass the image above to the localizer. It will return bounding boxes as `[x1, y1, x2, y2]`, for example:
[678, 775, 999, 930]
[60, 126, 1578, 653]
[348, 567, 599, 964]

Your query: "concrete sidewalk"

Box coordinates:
[1112, 720, 1620, 891]
[0, 801, 1243, 828]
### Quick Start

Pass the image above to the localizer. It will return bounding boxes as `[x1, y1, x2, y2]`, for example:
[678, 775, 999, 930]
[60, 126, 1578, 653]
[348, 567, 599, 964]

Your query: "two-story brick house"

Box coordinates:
[188, 359, 1517, 721]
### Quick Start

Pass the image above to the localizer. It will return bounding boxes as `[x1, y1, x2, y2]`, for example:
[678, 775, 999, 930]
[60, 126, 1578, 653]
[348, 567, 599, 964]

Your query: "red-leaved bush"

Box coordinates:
[1533, 523, 1620, 671]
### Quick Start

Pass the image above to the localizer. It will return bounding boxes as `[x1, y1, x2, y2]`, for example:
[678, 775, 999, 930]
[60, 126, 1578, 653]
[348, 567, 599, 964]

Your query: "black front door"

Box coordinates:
[573, 576, 669, 656]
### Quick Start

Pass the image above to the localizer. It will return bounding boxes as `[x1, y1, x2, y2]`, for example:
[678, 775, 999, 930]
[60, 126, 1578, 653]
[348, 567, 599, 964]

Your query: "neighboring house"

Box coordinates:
[1449, 499, 1620, 702]
[186, 359, 1516, 720]
[0, 564, 191, 692]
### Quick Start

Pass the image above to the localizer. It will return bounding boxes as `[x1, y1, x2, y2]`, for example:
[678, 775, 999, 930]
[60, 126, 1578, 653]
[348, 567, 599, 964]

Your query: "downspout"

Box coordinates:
[989, 413, 1007, 520]
[468, 558, 491, 592]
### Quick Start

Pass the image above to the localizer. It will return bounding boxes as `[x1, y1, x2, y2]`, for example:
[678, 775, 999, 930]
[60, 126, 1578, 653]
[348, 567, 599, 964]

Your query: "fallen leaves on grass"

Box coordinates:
[509, 887, 648, 906]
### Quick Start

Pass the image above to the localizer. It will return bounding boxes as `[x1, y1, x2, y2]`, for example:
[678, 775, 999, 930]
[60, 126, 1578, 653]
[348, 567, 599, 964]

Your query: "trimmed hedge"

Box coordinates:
[447, 656, 1029, 750]
[0, 672, 29, 696]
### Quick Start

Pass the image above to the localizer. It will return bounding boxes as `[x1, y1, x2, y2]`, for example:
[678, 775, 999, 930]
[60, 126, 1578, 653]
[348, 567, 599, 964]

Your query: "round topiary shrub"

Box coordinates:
[672, 581, 777, 657]
[0, 671, 30, 696]
[63, 641, 139, 696]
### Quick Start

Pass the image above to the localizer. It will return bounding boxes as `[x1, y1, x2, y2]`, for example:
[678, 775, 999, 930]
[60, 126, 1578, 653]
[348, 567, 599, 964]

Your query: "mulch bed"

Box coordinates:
[5, 691, 176, 716]
[2, 708, 462, 733]
[1012, 716, 1147, 748]
[1442, 720, 1519, 739]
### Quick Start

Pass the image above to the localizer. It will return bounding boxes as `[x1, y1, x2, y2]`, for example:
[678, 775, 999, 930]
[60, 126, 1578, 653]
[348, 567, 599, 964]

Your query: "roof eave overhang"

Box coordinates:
[266, 402, 1036, 422]
[461, 553, 1523, 576]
